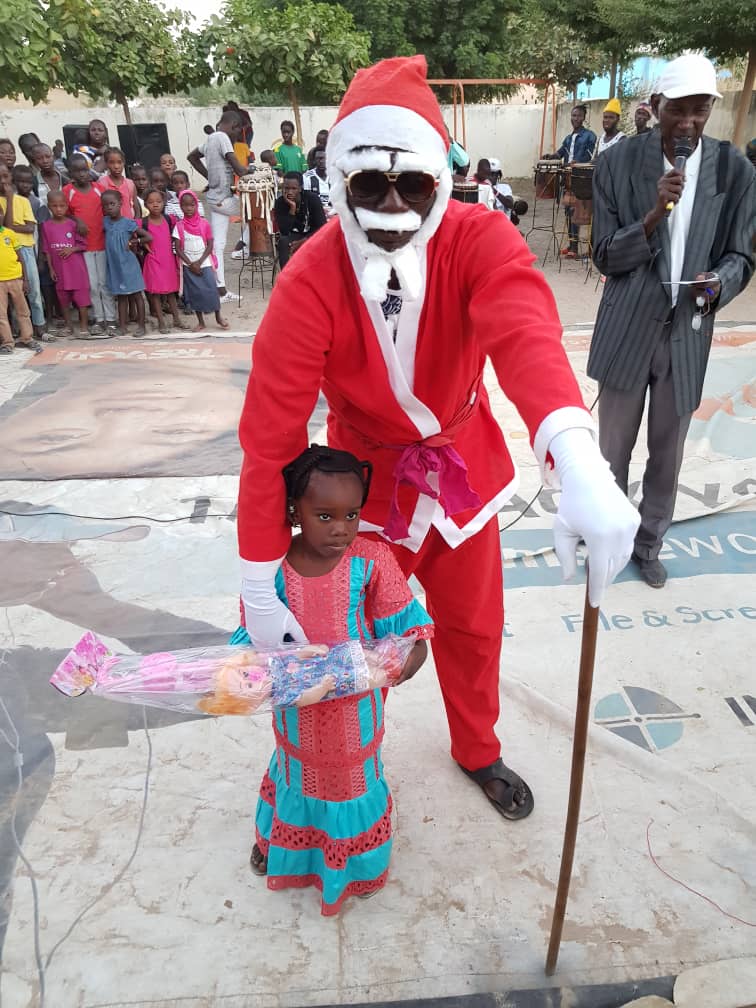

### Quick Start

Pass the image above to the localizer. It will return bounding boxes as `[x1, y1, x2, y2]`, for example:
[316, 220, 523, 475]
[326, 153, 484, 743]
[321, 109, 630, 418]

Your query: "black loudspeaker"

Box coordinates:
[62, 124, 91, 159]
[117, 123, 170, 171]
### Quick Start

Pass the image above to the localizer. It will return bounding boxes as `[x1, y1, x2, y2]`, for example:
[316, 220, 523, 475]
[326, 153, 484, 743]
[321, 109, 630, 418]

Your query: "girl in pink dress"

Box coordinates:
[236, 445, 434, 914]
[140, 189, 185, 333]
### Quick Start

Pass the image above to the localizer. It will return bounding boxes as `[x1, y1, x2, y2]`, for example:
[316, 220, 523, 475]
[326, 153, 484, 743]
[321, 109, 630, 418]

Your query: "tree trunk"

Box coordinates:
[288, 82, 304, 149]
[617, 61, 625, 98]
[609, 55, 618, 99]
[732, 46, 756, 148]
[116, 90, 133, 124]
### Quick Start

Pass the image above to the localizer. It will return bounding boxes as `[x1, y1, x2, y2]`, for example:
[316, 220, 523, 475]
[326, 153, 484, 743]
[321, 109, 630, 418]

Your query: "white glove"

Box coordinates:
[240, 558, 308, 647]
[549, 428, 640, 607]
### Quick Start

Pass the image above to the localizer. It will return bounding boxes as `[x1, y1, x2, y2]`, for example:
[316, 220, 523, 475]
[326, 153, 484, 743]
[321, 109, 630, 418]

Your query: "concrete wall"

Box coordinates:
[0, 100, 549, 180]
[0, 92, 752, 186]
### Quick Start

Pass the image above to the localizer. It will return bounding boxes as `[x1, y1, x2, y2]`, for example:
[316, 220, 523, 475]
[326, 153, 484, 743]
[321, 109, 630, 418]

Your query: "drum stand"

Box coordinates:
[526, 169, 561, 267]
[236, 234, 279, 300]
[556, 202, 594, 282]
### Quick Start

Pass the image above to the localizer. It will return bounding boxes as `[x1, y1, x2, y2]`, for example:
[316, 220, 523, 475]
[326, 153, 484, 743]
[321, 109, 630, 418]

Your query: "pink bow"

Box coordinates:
[383, 440, 482, 541]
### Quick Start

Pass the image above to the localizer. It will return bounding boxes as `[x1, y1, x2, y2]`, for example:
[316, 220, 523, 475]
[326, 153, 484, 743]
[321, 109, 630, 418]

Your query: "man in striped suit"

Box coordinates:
[590, 54, 755, 588]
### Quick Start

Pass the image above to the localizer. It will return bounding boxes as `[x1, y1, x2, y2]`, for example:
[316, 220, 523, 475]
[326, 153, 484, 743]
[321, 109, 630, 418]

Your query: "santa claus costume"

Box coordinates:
[238, 57, 638, 826]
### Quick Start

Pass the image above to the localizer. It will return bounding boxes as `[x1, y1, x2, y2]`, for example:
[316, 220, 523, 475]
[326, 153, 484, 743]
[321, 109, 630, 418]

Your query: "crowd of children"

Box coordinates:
[0, 122, 231, 352]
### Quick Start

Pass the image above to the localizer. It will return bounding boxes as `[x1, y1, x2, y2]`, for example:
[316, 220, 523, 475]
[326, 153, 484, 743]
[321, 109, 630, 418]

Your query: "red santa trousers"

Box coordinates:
[364, 518, 502, 771]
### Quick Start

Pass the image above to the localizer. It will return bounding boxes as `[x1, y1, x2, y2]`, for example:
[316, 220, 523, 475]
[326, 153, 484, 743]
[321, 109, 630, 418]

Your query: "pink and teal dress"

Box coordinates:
[233, 536, 433, 915]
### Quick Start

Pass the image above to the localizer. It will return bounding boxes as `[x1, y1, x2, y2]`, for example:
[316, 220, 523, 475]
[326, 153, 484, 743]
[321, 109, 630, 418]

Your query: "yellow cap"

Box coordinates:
[603, 98, 622, 115]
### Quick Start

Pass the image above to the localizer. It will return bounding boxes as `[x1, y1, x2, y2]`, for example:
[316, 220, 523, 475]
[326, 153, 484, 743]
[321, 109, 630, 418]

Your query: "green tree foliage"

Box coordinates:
[57, 0, 210, 121]
[327, 0, 610, 98]
[203, 0, 370, 140]
[0, 0, 91, 102]
[597, 0, 756, 142]
[506, 13, 611, 91]
[332, 0, 515, 81]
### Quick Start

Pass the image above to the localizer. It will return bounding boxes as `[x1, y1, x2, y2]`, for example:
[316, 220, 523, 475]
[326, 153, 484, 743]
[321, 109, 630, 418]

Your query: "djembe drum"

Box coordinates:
[564, 163, 594, 225]
[237, 167, 277, 254]
[534, 159, 561, 199]
[451, 180, 480, 204]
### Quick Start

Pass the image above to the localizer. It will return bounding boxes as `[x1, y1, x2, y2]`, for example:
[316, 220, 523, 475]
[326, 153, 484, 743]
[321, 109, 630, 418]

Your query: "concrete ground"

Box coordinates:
[1, 193, 755, 1008]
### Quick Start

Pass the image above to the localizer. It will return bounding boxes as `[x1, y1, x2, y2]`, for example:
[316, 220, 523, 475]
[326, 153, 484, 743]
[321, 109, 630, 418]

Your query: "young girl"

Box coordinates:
[86, 119, 110, 175]
[129, 164, 148, 216]
[140, 188, 185, 333]
[159, 153, 177, 178]
[166, 171, 206, 219]
[237, 445, 433, 915]
[173, 190, 227, 331]
[41, 191, 91, 337]
[100, 147, 140, 220]
[101, 189, 151, 336]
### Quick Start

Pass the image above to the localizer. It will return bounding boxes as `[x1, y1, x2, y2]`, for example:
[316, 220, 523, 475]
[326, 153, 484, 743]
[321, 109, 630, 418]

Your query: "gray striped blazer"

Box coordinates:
[589, 131, 755, 416]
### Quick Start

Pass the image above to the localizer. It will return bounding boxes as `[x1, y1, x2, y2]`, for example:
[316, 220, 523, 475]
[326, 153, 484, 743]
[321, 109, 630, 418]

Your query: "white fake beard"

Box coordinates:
[350, 208, 426, 301]
[327, 144, 452, 304]
[352, 208, 422, 233]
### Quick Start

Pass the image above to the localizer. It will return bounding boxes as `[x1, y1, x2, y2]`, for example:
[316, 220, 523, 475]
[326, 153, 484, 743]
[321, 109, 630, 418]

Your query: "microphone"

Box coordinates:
[665, 138, 693, 212]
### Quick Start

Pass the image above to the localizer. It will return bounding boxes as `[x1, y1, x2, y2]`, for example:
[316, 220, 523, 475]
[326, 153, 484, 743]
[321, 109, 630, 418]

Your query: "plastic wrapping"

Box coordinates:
[50, 632, 416, 716]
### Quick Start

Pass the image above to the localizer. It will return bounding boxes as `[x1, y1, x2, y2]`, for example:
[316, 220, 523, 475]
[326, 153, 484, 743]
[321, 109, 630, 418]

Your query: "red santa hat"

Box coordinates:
[326, 56, 453, 302]
[332, 56, 448, 153]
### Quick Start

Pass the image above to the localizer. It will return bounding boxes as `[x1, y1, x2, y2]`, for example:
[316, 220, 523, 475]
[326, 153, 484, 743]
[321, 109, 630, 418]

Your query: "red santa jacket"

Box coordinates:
[238, 200, 589, 561]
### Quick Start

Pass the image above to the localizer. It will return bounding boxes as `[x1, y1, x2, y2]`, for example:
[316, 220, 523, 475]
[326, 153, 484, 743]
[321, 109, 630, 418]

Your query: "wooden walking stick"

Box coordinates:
[545, 576, 600, 975]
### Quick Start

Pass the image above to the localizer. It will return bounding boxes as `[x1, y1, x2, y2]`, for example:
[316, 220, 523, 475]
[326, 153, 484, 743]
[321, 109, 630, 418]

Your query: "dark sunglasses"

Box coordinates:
[345, 170, 438, 205]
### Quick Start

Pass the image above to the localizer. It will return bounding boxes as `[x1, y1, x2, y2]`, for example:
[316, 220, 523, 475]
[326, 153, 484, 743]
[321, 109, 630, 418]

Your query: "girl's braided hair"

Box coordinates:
[282, 444, 372, 515]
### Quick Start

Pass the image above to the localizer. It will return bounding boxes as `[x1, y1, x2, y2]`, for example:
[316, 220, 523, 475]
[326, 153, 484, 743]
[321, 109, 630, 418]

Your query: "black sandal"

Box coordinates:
[249, 843, 267, 876]
[458, 758, 535, 820]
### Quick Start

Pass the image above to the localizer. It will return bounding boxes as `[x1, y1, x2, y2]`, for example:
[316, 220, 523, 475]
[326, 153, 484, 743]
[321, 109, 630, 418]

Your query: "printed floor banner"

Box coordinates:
[0, 330, 753, 1007]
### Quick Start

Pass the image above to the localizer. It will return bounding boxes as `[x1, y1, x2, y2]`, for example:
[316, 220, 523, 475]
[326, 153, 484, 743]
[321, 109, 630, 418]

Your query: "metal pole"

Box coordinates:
[545, 580, 600, 976]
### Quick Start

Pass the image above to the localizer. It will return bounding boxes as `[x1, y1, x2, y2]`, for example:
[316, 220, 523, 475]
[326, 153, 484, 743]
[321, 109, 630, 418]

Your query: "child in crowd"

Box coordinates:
[0, 211, 42, 354]
[53, 140, 67, 173]
[100, 147, 140, 219]
[173, 190, 227, 331]
[41, 191, 91, 337]
[166, 171, 205, 219]
[32, 142, 69, 203]
[101, 189, 151, 337]
[239, 445, 432, 914]
[129, 164, 149, 216]
[12, 164, 57, 334]
[159, 153, 177, 177]
[18, 133, 40, 168]
[0, 139, 16, 170]
[64, 154, 117, 337]
[87, 119, 109, 174]
[259, 149, 281, 178]
[275, 120, 307, 173]
[307, 128, 329, 168]
[140, 188, 185, 333]
[72, 128, 96, 170]
[0, 162, 50, 342]
[149, 167, 170, 198]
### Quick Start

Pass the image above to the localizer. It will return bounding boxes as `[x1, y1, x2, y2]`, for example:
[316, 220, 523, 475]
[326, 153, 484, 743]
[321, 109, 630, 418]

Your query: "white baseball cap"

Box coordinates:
[656, 53, 722, 100]
[488, 157, 501, 171]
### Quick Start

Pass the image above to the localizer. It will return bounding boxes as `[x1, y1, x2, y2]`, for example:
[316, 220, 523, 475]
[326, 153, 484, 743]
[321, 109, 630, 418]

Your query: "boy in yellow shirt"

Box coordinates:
[0, 162, 49, 342]
[0, 221, 42, 354]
